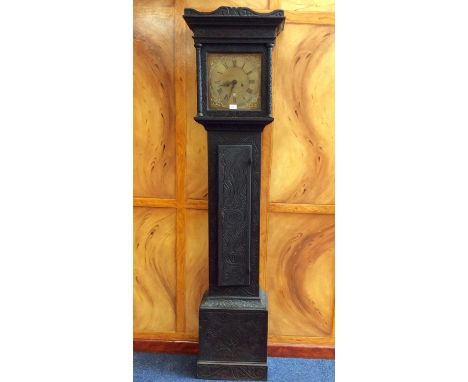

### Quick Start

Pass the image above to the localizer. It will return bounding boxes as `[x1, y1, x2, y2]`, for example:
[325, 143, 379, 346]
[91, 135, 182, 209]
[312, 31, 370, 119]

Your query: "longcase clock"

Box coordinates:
[183, 7, 285, 380]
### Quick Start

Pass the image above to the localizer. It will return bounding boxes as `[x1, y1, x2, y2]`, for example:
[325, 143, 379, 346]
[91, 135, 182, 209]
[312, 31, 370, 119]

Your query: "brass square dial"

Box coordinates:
[207, 53, 262, 111]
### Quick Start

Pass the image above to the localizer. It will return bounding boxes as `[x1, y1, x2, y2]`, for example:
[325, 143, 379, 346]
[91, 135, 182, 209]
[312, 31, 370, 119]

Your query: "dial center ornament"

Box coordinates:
[208, 53, 262, 110]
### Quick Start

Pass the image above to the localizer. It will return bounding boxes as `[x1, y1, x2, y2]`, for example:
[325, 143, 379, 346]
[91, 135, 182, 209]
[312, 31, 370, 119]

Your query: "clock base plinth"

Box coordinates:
[197, 290, 268, 380]
[197, 360, 267, 381]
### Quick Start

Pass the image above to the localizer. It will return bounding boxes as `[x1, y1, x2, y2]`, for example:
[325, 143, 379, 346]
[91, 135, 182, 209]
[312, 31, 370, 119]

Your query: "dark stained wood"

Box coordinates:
[183, 7, 286, 380]
[133, 339, 335, 359]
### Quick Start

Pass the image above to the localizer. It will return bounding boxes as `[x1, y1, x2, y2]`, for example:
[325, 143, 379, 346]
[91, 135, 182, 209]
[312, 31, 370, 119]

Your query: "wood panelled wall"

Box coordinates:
[134, 0, 335, 349]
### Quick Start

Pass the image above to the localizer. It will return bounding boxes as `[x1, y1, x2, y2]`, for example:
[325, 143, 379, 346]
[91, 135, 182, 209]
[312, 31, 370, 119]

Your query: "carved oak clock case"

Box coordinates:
[183, 7, 285, 380]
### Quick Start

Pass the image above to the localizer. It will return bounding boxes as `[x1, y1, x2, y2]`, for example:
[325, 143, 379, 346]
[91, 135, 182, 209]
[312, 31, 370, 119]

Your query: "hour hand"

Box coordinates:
[221, 81, 232, 87]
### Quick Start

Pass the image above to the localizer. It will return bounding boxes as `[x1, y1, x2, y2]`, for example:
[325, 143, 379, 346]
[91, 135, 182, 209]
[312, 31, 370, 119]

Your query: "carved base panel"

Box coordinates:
[197, 290, 268, 380]
[197, 360, 267, 381]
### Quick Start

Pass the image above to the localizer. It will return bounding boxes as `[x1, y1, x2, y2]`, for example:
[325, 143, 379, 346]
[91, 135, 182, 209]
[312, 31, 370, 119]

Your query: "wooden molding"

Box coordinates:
[133, 197, 177, 208]
[133, 198, 335, 215]
[185, 199, 208, 209]
[134, 339, 199, 354]
[268, 334, 334, 345]
[268, 343, 334, 359]
[134, 339, 335, 359]
[269, 203, 335, 214]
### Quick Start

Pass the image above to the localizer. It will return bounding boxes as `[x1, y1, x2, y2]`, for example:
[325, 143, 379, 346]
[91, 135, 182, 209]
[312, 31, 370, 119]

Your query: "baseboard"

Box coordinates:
[267, 343, 334, 359]
[134, 339, 334, 360]
[134, 339, 199, 354]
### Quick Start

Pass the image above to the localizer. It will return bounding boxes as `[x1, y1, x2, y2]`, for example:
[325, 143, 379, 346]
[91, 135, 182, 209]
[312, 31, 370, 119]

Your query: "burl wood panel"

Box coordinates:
[267, 212, 334, 337]
[185, 26, 208, 200]
[185, 210, 208, 334]
[270, 23, 335, 204]
[183, 0, 268, 10]
[279, 0, 334, 12]
[134, 207, 177, 333]
[135, 0, 175, 8]
[134, 7, 176, 198]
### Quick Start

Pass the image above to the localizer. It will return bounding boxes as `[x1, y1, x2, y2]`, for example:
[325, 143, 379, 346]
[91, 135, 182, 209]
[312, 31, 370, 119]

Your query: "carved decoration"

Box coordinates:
[199, 311, 267, 362]
[200, 290, 267, 310]
[197, 363, 267, 380]
[208, 132, 261, 297]
[218, 145, 252, 286]
[184, 7, 284, 18]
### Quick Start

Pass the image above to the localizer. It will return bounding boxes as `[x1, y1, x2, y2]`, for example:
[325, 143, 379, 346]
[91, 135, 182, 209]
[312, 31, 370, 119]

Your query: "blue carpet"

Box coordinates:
[134, 352, 334, 382]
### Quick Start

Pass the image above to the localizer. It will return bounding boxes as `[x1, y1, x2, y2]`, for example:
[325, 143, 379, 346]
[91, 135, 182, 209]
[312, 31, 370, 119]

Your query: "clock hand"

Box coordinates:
[227, 80, 238, 101]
